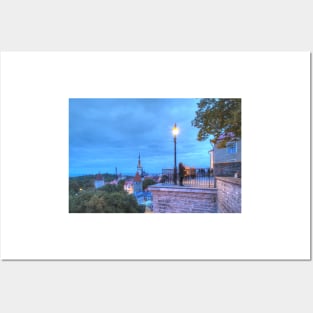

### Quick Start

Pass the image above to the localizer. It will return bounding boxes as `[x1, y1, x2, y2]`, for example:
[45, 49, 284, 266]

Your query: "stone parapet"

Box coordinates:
[148, 184, 217, 213]
[215, 176, 241, 185]
[216, 177, 241, 213]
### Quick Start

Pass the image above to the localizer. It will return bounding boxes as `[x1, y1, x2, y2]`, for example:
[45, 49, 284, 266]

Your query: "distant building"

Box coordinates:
[133, 172, 143, 193]
[124, 154, 154, 209]
[127, 153, 145, 194]
[109, 179, 118, 185]
[94, 173, 105, 189]
[137, 153, 144, 177]
[124, 180, 134, 194]
[212, 136, 241, 177]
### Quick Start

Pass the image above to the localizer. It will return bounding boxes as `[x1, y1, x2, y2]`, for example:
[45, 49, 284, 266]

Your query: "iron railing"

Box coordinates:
[161, 167, 215, 188]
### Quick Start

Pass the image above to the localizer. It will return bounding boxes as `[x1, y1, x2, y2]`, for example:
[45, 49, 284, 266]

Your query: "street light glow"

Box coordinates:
[172, 123, 179, 136]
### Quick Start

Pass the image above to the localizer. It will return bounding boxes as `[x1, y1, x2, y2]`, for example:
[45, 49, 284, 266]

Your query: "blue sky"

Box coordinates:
[69, 98, 212, 177]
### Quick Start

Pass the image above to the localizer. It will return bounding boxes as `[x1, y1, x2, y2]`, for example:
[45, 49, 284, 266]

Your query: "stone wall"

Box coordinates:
[216, 177, 241, 213]
[213, 161, 241, 177]
[148, 184, 217, 213]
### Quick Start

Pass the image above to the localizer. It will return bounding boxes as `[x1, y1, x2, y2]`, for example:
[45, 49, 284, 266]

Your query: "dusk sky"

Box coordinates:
[69, 98, 212, 177]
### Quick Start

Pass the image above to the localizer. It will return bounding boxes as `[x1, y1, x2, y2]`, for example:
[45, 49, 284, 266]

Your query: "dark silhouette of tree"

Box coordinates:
[98, 183, 124, 193]
[143, 178, 156, 190]
[192, 98, 241, 148]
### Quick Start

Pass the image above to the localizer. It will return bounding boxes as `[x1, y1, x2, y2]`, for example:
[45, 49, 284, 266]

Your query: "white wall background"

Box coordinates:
[1, 51, 309, 260]
[0, 1, 312, 313]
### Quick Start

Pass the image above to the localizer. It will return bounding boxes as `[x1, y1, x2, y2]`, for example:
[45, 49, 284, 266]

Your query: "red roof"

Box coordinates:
[95, 173, 103, 180]
[134, 172, 142, 182]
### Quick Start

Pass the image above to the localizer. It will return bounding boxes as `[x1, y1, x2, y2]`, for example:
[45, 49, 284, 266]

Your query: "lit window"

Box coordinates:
[227, 142, 237, 154]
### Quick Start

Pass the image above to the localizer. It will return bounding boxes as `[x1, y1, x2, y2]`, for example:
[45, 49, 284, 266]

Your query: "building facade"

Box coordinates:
[212, 139, 241, 177]
[124, 180, 134, 194]
[94, 173, 105, 189]
[133, 172, 143, 193]
[137, 153, 143, 177]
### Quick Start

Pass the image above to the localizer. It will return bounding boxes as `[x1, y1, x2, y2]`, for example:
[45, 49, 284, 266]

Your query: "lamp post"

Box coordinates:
[172, 123, 179, 185]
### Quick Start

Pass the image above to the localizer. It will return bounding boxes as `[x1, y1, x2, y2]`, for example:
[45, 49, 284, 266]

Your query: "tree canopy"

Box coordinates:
[69, 189, 142, 213]
[191, 98, 241, 148]
[69, 175, 143, 213]
[143, 178, 157, 190]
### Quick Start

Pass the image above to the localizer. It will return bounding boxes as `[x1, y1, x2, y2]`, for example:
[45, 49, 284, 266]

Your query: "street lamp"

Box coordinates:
[172, 123, 179, 185]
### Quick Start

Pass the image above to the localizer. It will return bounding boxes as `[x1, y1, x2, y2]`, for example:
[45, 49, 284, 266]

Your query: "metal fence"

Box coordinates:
[161, 167, 216, 188]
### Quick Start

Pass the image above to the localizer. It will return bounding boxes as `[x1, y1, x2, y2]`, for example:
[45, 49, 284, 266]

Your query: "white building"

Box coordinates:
[94, 173, 105, 189]
[212, 138, 241, 177]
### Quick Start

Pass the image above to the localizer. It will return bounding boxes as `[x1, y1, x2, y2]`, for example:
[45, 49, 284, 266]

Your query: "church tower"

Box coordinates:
[133, 172, 143, 193]
[133, 153, 144, 193]
[137, 153, 143, 177]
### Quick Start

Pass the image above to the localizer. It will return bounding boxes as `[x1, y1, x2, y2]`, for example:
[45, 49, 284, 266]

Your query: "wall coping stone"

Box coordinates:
[214, 161, 241, 165]
[148, 184, 217, 194]
[216, 176, 241, 186]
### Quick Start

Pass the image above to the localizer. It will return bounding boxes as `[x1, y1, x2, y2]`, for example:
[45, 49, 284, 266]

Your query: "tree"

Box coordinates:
[191, 98, 241, 148]
[69, 190, 95, 213]
[69, 189, 143, 213]
[118, 179, 126, 190]
[98, 183, 124, 193]
[69, 180, 80, 194]
[69, 175, 94, 193]
[143, 178, 156, 190]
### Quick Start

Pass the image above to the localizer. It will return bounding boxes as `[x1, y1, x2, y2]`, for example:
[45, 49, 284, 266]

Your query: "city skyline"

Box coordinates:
[69, 98, 212, 177]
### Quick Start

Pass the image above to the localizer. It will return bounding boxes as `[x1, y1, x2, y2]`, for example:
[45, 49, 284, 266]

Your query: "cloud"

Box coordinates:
[69, 98, 210, 176]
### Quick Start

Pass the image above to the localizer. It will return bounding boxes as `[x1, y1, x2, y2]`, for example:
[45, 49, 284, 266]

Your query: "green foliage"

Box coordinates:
[143, 178, 156, 190]
[138, 205, 146, 213]
[69, 189, 142, 213]
[69, 190, 95, 213]
[69, 180, 80, 194]
[69, 175, 94, 194]
[118, 179, 126, 189]
[191, 98, 241, 148]
[98, 183, 123, 193]
[103, 173, 117, 182]
[69, 173, 118, 195]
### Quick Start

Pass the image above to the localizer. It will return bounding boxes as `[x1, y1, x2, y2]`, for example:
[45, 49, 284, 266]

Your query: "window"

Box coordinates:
[227, 142, 237, 154]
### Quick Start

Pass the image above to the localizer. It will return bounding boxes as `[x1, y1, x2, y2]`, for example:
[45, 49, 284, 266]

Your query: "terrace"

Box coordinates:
[160, 167, 216, 189]
[148, 167, 241, 213]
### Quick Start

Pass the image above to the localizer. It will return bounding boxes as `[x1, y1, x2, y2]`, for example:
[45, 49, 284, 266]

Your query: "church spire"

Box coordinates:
[138, 152, 141, 167]
[137, 153, 143, 176]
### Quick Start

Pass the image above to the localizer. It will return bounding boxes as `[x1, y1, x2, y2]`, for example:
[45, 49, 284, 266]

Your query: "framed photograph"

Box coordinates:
[69, 97, 241, 214]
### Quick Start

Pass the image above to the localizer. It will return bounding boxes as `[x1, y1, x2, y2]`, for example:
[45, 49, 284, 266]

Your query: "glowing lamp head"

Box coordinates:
[172, 123, 179, 136]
